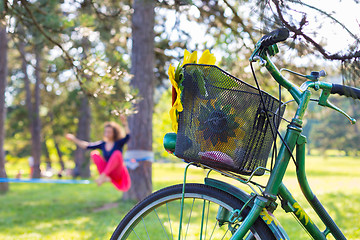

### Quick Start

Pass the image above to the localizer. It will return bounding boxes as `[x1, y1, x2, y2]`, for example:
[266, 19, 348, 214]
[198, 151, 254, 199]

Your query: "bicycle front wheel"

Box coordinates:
[111, 183, 275, 240]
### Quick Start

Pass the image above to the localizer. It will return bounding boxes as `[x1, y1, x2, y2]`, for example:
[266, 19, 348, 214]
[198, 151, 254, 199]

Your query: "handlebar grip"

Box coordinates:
[331, 84, 360, 100]
[260, 28, 290, 48]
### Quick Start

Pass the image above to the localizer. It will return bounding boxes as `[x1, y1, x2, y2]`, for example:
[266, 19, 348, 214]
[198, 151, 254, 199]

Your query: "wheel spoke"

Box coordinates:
[208, 218, 218, 240]
[131, 227, 141, 240]
[204, 200, 210, 240]
[154, 208, 170, 240]
[220, 228, 229, 240]
[200, 199, 206, 240]
[184, 198, 195, 240]
[166, 202, 174, 240]
[141, 217, 150, 240]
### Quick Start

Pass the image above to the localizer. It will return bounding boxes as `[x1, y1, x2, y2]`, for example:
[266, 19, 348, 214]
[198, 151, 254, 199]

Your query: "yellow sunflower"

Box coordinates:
[169, 49, 216, 132]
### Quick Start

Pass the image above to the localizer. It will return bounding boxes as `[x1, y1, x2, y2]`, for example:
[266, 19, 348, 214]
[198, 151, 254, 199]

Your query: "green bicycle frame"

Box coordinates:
[228, 52, 347, 239]
[168, 45, 351, 239]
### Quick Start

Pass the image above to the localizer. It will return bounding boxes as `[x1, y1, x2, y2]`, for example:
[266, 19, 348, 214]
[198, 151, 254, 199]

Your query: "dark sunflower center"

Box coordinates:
[205, 110, 228, 134]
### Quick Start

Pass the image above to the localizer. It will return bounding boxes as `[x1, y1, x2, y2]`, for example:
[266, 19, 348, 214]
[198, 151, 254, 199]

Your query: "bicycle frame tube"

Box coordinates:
[263, 89, 311, 198]
[278, 183, 326, 240]
[260, 52, 309, 197]
[276, 135, 326, 239]
[295, 135, 346, 240]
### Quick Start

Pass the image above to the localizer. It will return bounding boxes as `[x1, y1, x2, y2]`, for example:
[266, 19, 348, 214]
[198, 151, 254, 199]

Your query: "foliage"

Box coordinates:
[3, 0, 135, 165]
[309, 99, 360, 156]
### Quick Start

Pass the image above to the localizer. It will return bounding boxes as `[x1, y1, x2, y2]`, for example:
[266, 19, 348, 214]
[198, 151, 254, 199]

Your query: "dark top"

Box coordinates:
[87, 134, 130, 161]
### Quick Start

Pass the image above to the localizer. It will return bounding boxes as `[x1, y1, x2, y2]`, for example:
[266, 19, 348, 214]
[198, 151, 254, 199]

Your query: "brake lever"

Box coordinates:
[281, 69, 326, 81]
[318, 89, 356, 124]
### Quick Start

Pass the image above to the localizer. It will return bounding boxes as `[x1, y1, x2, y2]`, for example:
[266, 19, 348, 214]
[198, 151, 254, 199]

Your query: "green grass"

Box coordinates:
[0, 155, 359, 239]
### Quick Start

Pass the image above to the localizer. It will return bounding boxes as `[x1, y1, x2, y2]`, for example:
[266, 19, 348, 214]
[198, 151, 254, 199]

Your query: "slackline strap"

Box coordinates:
[0, 178, 91, 184]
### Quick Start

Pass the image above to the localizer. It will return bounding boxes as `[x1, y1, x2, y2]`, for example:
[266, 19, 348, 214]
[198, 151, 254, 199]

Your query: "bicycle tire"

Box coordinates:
[111, 183, 275, 240]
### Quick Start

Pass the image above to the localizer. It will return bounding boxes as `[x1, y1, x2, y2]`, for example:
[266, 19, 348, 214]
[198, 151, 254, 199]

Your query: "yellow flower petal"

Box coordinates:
[168, 63, 183, 132]
[173, 98, 183, 112]
[168, 64, 176, 88]
[182, 50, 198, 66]
[168, 64, 183, 110]
[183, 50, 190, 64]
[198, 49, 216, 65]
[169, 107, 178, 132]
[189, 51, 198, 64]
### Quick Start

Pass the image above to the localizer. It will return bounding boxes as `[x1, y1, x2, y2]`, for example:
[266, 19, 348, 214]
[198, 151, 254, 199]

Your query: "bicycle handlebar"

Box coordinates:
[331, 84, 360, 100]
[260, 28, 290, 48]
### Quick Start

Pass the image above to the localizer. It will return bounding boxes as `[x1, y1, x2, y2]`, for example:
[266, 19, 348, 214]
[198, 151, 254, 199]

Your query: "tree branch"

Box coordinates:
[288, 0, 359, 42]
[222, 0, 257, 45]
[196, 4, 252, 52]
[20, 0, 88, 90]
[90, 1, 122, 20]
[272, 0, 360, 61]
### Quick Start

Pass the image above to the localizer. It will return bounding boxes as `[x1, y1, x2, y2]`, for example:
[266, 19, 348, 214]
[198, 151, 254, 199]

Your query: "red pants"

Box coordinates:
[91, 150, 131, 191]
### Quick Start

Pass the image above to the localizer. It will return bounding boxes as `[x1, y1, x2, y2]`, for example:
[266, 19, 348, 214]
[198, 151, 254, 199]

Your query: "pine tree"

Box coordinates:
[0, 21, 9, 192]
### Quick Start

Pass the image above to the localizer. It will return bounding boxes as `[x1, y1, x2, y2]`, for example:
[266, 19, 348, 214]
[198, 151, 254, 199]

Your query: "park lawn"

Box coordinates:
[0, 155, 359, 239]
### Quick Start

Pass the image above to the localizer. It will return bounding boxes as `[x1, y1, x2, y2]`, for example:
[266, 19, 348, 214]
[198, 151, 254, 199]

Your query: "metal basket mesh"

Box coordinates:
[174, 64, 285, 176]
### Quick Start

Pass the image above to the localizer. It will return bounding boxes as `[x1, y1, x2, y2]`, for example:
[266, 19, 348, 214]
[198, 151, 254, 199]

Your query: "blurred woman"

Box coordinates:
[66, 115, 131, 191]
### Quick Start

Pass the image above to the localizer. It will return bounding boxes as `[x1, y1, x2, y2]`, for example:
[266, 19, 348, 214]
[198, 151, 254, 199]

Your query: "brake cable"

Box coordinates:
[250, 62, 299, 169]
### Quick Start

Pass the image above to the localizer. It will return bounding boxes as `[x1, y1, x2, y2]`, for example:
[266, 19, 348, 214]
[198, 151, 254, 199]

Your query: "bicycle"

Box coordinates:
[110, 28, 360, 240]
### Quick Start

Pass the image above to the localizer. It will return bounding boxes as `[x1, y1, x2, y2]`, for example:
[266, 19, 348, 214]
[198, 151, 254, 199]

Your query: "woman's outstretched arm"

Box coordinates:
[120, 114, 130, 134]
[65, 133, 89, 149]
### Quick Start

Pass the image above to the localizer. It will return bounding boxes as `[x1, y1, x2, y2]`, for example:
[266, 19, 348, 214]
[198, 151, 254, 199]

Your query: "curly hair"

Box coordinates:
[103, 121, 125, 141]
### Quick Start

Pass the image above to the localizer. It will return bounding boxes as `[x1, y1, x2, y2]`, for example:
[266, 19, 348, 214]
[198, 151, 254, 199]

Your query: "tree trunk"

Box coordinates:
[123, 0, 155, 202]
[19, 36, 33, 121]
[73, 94, 91, 178]
[31, 46, 42, 178]
[18, 34, 42, 178]
[0, 22, 9, 192]
[54, 138, 65, 171]
[42, 141, 51, 170]
[48, 112, 65, 172]
[18, 31, 35, 178]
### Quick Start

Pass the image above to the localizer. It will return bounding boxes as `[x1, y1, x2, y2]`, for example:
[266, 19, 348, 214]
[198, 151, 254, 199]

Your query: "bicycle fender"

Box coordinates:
[205, 178, 289, 240]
